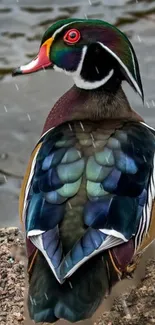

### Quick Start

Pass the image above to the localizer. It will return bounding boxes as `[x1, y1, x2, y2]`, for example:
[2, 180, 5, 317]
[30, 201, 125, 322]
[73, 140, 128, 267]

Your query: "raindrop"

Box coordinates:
[84, 13, 88, 19]
[33, 299, 37, 306]
[90, 133, 96, 147]
[146, 101, 150, 108]
[27, 114, 31, 121]
[4, 105, 7, 112]
[95, 66, 99, 74]
[65, 260, 69, 267]
[88, 0, 92, 4]
[90, 133, 95, 141]
[68, 123, 73, 131]
[29, 296, 33, 305]
[143, 155, 147, 162]
[69, 281, 73, 289]
[152, 100, 155, 107]
[44, 293, 49, 300]
[1, 153, 8, 160]
[15, 83, 19, 91]
[68, 202, 72, 209]
[137, 35, 142, 43]
[121, 298, 131, 319]
[3, 175, 7, 182]
[80, 121, 85, 131]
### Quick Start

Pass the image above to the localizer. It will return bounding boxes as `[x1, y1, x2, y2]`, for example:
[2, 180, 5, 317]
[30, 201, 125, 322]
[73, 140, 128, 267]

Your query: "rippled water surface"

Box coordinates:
[0, 0, 155, 226]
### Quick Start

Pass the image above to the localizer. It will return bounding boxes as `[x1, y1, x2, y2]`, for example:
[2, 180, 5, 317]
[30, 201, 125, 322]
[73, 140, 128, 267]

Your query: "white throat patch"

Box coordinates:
[73, 46, 114, 90]
[74, 68, 114, 90]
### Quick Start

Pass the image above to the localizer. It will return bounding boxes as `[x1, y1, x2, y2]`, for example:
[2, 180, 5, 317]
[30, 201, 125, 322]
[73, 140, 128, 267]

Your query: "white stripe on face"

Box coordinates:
[52, 20, 83, 39]
[74, 67, 114, 90]
[98, 42, 142, 98]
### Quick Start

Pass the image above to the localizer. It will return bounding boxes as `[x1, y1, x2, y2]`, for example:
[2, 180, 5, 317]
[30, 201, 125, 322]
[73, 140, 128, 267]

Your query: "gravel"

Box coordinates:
[0, 227, 25, 325]
[0, 227, 155, 325]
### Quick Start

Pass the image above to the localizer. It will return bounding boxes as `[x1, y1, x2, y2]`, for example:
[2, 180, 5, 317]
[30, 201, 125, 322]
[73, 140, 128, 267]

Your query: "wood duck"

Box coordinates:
[13, 18, 155, 323]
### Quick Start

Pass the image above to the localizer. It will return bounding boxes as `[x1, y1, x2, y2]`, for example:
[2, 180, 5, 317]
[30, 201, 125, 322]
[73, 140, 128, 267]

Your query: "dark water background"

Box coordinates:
[0, 0, 155, 227]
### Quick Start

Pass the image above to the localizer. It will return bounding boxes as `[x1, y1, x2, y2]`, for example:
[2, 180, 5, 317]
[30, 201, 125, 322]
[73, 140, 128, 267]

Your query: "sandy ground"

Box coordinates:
[1, 227, 155, 325]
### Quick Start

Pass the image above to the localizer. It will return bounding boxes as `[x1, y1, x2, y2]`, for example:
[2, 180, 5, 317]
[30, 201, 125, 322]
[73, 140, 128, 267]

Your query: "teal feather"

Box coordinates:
[57, 158, 85, 183]
[87, 180, 108, 197]
[61, 148, 81, 163]
[86, 156, 112, 181]
[95, 147, 115, 166]
[57, 178, 82, 197]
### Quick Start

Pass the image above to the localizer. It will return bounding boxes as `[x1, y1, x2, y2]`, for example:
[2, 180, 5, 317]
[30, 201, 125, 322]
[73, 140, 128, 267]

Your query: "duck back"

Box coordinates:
[21, 119, 155, 323]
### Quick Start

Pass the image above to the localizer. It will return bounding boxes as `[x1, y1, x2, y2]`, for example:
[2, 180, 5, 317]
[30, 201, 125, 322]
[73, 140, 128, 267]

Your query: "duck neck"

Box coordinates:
[42, 84, 143, 135]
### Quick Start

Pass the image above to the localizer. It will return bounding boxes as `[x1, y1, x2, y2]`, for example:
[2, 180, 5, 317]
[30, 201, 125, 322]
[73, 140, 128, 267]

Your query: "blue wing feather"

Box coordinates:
[38, 168, 63, 192]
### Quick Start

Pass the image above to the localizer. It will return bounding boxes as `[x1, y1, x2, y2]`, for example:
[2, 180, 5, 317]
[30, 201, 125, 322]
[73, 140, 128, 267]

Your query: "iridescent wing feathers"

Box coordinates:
[21, 121, 155, 283]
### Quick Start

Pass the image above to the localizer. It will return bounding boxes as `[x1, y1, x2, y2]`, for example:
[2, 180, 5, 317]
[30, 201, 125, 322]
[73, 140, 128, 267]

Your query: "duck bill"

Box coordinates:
[12, 42, 53, 76]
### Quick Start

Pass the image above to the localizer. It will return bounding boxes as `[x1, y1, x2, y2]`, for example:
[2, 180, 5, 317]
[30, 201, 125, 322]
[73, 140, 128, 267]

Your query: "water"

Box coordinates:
[0, 0, 155, 226]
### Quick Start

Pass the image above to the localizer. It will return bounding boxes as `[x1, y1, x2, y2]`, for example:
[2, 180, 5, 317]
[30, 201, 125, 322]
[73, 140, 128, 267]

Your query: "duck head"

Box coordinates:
[12, 18, 144, 100]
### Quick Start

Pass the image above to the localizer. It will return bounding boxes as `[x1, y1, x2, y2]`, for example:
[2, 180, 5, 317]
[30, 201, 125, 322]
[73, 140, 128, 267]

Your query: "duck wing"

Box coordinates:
[20, 120, 155, 283]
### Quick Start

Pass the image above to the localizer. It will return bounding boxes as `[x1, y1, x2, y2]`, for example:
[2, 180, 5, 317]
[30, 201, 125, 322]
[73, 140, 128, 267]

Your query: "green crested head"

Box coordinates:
[12, 18, 144, 100]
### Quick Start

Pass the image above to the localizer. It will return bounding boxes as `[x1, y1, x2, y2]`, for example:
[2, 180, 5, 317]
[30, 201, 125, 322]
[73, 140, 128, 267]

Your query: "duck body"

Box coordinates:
[21, 86, 155, 323]
[13, 18, 155, 323]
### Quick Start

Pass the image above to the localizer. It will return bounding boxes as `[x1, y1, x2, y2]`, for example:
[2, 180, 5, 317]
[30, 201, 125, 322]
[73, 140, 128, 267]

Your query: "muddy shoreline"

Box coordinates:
[0, 227, 155, 325]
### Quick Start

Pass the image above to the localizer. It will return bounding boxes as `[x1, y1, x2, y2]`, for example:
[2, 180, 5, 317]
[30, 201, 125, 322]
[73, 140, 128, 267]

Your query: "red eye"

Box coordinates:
[63, 29, 81, 45]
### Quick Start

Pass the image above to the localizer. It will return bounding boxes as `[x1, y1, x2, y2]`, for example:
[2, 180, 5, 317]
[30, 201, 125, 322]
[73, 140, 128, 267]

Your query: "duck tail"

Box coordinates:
[27, 251, 115, 323]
